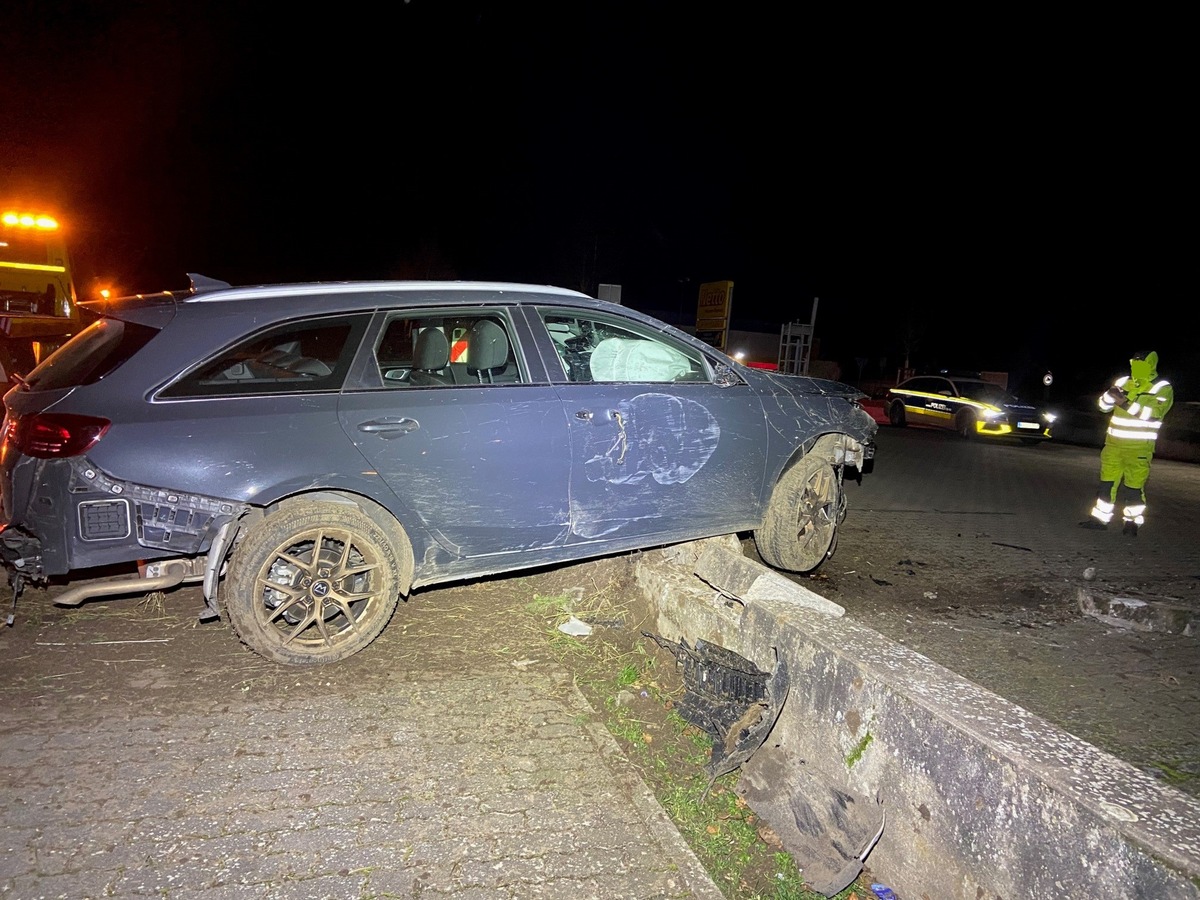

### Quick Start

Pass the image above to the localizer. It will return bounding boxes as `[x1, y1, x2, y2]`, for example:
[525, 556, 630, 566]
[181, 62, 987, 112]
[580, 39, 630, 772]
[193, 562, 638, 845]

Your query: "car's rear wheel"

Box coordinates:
[754, 449, 844, 573]
[888, 400, 907, 427]
[224, 500, 410, 665]
[955, 409, 977, 439]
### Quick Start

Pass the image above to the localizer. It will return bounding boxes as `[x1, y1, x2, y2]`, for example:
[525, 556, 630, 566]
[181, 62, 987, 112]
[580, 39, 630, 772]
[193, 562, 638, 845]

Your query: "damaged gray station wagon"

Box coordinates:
[1, 277, 877, 665]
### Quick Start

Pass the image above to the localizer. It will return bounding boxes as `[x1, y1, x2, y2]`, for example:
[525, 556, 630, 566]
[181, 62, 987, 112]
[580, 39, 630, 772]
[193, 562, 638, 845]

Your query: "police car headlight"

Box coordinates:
[981, 408, 1003, 421]
[1043, 412, 1057, 424]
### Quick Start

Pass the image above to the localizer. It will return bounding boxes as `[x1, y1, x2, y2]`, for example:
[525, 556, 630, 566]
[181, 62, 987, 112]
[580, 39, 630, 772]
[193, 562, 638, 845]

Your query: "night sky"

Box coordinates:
[3, 2, 1193, 402]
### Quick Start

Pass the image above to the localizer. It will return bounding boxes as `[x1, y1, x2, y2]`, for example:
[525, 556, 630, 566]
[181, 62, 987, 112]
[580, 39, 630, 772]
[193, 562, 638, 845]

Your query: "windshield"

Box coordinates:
[957, 381, 1017, 405]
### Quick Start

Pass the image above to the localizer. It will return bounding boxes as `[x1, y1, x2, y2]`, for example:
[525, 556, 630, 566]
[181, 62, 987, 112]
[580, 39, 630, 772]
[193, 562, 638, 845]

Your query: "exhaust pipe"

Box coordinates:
[52, 562, 194, 607]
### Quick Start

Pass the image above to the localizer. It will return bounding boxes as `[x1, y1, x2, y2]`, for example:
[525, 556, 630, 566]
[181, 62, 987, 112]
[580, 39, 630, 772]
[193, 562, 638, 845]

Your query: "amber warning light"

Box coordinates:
[1, 212, 60, 231]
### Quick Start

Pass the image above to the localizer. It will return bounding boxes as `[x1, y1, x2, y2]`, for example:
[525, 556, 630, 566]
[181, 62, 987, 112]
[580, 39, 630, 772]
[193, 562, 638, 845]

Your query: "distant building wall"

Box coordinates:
[722, 330, 781, 367]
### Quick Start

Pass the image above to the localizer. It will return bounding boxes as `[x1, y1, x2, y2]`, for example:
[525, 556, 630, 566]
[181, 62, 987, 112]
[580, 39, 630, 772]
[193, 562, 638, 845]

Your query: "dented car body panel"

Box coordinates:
[0, 277, 876, 664]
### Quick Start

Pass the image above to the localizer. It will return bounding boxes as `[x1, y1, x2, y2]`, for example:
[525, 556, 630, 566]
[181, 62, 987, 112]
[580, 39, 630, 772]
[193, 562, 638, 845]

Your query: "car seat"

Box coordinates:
[409, 328, 452, 386]
[466, 320, 511, 383]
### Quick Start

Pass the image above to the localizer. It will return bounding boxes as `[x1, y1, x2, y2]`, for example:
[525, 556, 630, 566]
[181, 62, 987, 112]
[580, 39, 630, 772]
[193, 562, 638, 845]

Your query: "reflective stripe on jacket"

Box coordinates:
[1099, 376, 1173, 444]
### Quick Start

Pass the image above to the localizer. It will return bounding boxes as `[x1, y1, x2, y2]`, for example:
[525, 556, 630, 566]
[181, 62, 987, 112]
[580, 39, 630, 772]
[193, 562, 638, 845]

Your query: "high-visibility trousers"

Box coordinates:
[1093, 441, 1154, 524]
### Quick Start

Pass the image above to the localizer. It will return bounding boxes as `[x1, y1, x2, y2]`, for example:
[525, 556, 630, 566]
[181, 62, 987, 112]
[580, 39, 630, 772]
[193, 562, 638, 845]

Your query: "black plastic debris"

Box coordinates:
[737, 744, 885, 897]
[643, 633, 789, 782]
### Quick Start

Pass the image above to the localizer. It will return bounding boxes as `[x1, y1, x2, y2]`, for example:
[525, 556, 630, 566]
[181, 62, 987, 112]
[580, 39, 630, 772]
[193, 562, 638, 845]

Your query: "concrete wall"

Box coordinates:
[636, 536, 1200, 899]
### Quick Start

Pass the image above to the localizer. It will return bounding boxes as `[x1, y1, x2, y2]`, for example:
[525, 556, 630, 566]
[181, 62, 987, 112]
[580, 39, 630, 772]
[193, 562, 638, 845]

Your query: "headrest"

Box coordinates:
[467, 320, 509, 373]
[413, 328, 450, 370]
[289, 357, 332, 376]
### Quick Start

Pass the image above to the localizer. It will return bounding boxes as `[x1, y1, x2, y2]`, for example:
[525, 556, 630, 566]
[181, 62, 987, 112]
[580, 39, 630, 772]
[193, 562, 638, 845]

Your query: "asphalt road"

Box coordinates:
[832, 420, 1200, 604]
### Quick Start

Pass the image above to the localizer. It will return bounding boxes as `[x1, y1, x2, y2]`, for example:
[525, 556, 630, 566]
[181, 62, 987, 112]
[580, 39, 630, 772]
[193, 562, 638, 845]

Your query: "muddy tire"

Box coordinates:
[754, 451, 843, 573]
[224, 499, 410, 665]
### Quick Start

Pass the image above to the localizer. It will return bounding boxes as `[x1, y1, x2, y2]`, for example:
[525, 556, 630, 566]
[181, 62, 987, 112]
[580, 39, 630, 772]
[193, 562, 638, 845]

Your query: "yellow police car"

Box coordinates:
[884, 372, 1055, 443]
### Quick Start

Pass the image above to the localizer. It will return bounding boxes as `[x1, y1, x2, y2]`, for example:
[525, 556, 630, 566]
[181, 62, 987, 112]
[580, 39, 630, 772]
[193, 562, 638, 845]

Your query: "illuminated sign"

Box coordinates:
[695, 280, 733, 350]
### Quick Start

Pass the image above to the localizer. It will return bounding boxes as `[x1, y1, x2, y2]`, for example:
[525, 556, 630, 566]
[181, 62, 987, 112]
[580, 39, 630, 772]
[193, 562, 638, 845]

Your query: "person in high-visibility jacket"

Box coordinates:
[1079, 350, 1174, 536]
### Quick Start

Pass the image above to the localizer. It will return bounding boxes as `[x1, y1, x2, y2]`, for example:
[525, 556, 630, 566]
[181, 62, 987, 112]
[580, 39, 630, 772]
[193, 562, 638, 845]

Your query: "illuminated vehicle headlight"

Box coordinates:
[1043, 412, 1057, 424]
[980, 408, 1003, 421]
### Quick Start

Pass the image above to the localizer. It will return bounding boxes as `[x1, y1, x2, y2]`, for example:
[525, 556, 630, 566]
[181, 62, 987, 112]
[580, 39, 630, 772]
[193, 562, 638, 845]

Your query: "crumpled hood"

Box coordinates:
[758, 370, 867, 401]
[744, 368, 878, 446]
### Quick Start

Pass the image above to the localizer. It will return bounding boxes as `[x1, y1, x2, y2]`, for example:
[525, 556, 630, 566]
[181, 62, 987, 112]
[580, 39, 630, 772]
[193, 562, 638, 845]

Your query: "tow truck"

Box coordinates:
[0, 209, 83, 381]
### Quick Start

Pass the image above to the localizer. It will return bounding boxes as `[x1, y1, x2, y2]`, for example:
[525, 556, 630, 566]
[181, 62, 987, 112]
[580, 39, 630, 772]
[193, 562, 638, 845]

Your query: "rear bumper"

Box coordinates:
[1, 456, 247, 578]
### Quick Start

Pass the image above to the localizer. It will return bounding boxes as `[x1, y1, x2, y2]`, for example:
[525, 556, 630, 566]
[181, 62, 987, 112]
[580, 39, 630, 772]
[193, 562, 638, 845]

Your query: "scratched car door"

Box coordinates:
[339, 309, 572, 557]
[534, 309, 768, 545]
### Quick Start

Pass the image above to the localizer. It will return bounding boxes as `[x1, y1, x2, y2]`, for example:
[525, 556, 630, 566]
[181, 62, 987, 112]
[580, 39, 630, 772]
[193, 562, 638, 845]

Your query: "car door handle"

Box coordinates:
[357, 417, 420, 437]
[574, 409, 593, 421]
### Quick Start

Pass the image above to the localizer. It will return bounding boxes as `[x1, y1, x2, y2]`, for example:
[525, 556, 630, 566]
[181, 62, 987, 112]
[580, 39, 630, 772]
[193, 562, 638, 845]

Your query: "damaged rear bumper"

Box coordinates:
[1, 456, 247, 579]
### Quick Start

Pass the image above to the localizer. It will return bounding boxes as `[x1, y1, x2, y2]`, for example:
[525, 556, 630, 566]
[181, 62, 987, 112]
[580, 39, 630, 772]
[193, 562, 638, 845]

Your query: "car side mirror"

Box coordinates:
[713, 364, 740, 388]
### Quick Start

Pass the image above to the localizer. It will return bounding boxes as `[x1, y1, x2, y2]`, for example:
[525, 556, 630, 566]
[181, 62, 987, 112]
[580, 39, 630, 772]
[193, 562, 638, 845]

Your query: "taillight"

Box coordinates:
[8, 413, 111, 459]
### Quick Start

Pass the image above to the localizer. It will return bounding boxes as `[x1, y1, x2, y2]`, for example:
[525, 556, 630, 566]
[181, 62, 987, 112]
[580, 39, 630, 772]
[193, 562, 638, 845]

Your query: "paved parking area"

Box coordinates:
[0, 583, 724, 900]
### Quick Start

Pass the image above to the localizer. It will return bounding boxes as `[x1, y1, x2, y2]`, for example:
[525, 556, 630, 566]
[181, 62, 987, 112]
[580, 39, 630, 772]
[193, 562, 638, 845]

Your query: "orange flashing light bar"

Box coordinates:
[1, 212, 60, 231]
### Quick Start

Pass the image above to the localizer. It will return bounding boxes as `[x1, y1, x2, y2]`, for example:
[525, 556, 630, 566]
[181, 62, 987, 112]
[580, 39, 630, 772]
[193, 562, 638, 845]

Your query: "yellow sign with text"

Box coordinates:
[695, 280, 733, 331]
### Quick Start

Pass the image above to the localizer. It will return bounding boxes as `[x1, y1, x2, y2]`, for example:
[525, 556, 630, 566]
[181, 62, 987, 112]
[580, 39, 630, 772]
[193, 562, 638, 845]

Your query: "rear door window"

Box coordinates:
[373, 312, 521, 387]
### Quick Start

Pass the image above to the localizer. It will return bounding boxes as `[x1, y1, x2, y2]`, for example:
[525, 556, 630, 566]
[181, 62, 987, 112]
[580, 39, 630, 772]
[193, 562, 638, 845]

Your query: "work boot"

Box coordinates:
[1122, 521, 1139, 537]
[1078, 519, 1107, 530]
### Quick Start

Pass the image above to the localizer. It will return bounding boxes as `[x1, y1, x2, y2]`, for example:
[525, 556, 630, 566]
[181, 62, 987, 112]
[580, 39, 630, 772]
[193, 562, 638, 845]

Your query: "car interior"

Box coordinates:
[378, 316, 519, 387]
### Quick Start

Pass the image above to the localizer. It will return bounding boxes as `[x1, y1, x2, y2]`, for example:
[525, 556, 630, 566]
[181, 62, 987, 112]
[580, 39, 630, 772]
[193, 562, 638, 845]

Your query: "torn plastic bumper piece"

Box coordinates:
[737, 744, 885, 898]
[643, 633, 789, 781]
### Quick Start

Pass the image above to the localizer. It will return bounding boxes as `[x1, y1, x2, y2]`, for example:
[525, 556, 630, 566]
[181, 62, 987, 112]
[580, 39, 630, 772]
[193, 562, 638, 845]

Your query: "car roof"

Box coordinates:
[81, 276, 592, 307]
[182, 276, 594, 304]
[74, 275, 718, 352]
[77, 276, 612, 323]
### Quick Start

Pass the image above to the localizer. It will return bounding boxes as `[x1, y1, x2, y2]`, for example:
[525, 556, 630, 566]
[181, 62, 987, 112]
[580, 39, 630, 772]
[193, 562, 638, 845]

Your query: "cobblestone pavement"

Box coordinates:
[0, 581, 725, 900]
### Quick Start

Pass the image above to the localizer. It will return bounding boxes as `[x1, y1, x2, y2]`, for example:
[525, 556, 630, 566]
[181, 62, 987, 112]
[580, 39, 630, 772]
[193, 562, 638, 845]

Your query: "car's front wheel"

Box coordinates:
[224, 500, 410, 665]
[754, 449, 844, 573]
[888, 400, 907, 427]
[955, 409, 977, 439]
